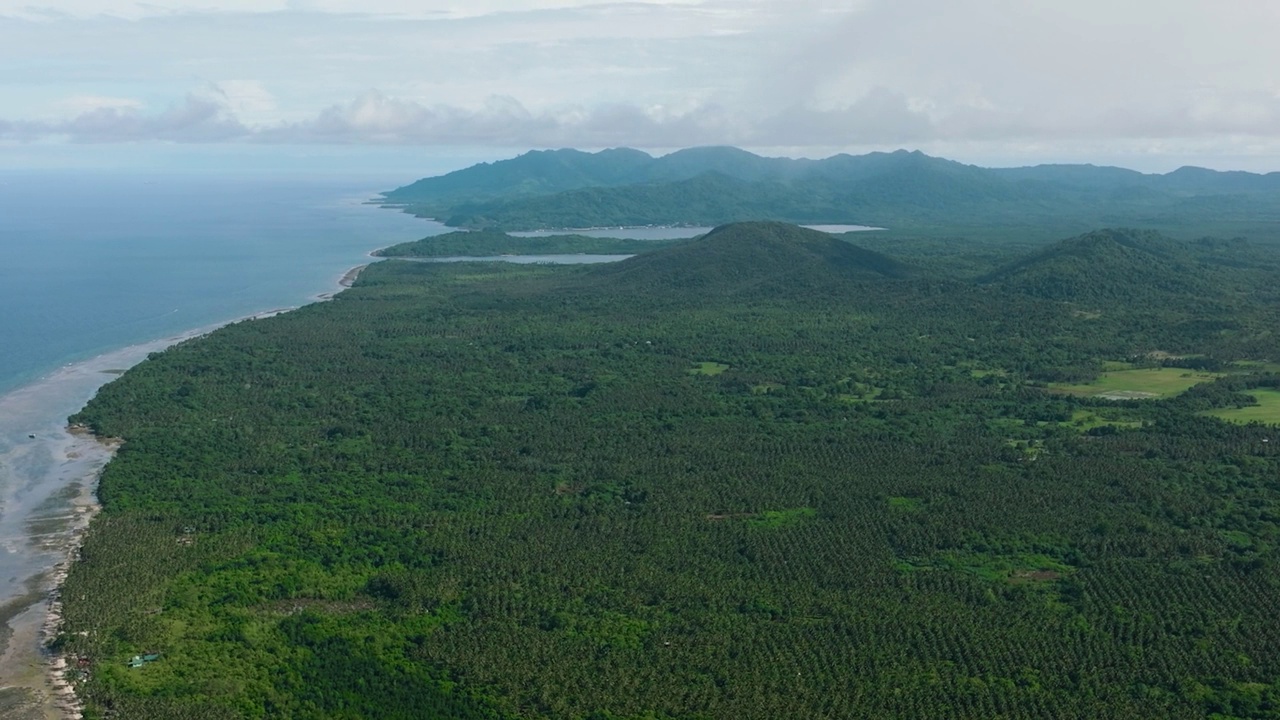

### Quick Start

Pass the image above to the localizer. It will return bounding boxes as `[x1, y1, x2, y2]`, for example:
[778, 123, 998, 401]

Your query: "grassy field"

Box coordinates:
[1050, 367, 1221, 399]
[689, 361, 730, 376]
[1231, 360, 1280, 374]
[1205, 389, 1280, 426]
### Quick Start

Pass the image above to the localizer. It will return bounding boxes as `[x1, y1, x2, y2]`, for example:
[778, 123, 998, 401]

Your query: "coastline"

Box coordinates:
[0, 266, 371, 719]
[338, 263, 369, 288]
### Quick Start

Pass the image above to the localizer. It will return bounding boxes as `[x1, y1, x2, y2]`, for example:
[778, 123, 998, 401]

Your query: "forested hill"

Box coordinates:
[585, 221, 912, 296]
[381, 147, 1280, 237]
[983, 228, 1280, 306]
[981, 228, 1210, 302]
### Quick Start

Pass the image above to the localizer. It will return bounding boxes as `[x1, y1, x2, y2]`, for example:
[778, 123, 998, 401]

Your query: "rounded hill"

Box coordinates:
[585, 221, 911, 296]
[980, 228, 1209, 301]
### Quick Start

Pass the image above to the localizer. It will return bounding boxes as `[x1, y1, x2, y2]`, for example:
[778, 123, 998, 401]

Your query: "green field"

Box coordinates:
[1231, 360, 1280, 374]
[689, 361, 730, 376]
[1050, 367, 1222, 399]
[1206, 389, 1280, 426]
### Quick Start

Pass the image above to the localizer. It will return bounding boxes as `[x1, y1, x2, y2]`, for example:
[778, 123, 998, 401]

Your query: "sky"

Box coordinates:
[2, 0, 1279, 174]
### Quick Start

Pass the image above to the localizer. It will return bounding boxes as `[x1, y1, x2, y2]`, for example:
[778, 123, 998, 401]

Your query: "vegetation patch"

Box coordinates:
[1061, 409, 1142, 433]
[689, 361, 730, 376]
[1230, 360, 1280, 374]
[968, 368, 1008, 379]
[1205, 389, 1280, 426]
[887, 496, 923, 512]
[1050, 367, 1222, 399]
[746, 507, 816, 529]
[896, 551, 1073, 585]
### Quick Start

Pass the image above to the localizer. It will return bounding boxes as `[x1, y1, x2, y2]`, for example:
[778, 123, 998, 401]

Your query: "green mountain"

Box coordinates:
[981, 228, 1210, 301]
[382, 147, 655, 208]
[444, 172, 821, 229]
[382, 147, 1280, 237]
[982, 228, 1280, 311]
[587, 221, 911, 295]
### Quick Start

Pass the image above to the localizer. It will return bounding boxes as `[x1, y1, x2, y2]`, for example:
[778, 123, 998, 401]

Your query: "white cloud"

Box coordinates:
[0, 1, 706, 21]
[207, 80, 277, 122]
[54, 94, 145, 115]
[5, 94, 247, 142]
[1, 0, 1279, 168]
[4, 82, 1280, 153]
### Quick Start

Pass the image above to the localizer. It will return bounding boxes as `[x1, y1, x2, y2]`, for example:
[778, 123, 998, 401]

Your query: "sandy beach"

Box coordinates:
[339, 263, 370, 288]
[313, 263, 371, 301]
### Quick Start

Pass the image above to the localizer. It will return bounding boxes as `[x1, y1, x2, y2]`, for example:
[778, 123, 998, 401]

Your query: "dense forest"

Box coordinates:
[380, 147, 1280, 239]
[57, 222, 1280, 718]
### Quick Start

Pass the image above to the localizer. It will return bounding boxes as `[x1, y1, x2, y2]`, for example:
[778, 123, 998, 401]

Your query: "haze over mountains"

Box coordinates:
[382, 147, 1280, 238]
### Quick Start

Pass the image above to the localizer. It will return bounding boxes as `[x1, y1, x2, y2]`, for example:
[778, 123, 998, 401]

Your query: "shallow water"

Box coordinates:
[0, 173, 447, 713]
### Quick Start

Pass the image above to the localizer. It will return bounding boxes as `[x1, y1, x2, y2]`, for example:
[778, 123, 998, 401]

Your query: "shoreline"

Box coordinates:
[339, 263, 369, 289]
[312, 262, 372, 301]
[37, 433, 112, 720]
[0, 266, 371, 719]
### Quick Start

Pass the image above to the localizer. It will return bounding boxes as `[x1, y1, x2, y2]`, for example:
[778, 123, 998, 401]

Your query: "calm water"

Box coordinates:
[0, 174, 445, 395]
[0, 173, 445, 711]
[509, 224, 881, 240]
[413, 254, 633, 264]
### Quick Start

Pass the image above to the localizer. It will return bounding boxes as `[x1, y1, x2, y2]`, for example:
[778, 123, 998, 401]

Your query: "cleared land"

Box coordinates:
[689, 361, 730, 376]
[1206, 389, 1280, 426]
[1050, 367, 1221, 399]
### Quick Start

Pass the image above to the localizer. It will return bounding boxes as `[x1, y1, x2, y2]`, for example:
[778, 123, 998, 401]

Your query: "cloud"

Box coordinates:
[257, 92, 731, 146]
[209, 80, 277, 121]
[0, 1, 701, 21]
[6, 84, 1280, 151]
[55, 95, 145, 115]
[753, 88, 936, 146]
[4, 94, 248, 142]
[3, 0, 1280, 168]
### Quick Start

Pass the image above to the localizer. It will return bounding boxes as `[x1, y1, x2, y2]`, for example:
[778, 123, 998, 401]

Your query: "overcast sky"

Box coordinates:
[2, 0, 1279, 173]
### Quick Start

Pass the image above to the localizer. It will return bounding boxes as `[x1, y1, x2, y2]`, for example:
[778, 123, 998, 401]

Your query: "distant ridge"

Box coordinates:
[586, 221, 911, 296]
[381, 146, 1280, 236]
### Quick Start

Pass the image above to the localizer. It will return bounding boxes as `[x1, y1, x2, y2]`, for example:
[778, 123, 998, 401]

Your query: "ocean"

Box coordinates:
[0, 173, 446, 394]
[0, 172, 445, 714]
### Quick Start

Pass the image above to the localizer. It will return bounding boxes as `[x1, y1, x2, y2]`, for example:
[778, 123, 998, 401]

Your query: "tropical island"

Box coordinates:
[50, 150, 1280, 718]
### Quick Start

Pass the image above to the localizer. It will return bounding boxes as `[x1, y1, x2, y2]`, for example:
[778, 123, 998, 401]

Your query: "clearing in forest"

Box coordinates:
[689, 361, 730, 376]
[1050, 367, 1221, 399]
[1062, 409, 1142, 432]
[1205, 389, 1280, 426]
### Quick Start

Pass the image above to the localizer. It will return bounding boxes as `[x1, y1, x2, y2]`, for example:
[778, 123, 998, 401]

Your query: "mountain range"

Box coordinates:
[381, 147, 1280, 238]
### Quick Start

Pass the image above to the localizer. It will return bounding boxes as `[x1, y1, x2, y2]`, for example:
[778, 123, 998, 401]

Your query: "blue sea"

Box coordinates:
[0, 173, 446, 395]
[0, 172, 446, 707]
